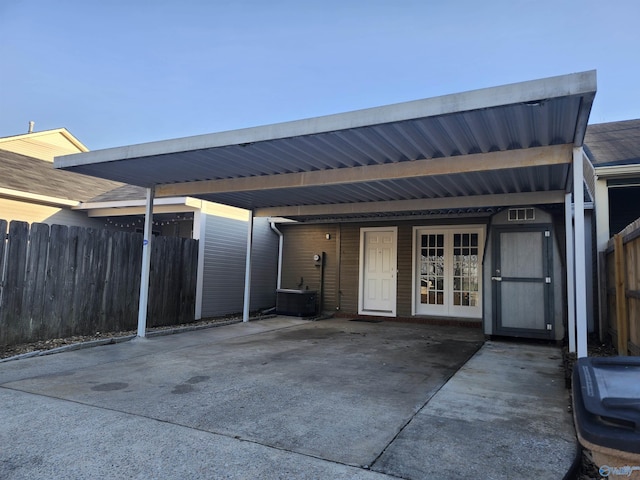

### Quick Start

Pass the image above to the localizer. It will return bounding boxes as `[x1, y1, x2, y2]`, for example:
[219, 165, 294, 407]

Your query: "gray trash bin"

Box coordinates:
[572, 356, 640, 479]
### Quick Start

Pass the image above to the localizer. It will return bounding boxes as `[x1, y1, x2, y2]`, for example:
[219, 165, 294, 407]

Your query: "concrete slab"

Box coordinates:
[373, 341, 577, 479]
[0, 319, 576, 479]
[0, 388, 391, 480]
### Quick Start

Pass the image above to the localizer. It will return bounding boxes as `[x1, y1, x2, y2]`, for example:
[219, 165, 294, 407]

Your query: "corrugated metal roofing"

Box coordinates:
[56, 71, 596, 219]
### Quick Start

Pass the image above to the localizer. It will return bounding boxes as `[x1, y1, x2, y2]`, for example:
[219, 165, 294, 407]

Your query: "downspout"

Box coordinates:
[270, 220, 283, 290]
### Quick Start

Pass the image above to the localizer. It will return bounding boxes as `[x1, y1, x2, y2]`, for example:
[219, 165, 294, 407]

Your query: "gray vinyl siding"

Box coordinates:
[201, 215, 278, 317]
[249, 217, 278, 311]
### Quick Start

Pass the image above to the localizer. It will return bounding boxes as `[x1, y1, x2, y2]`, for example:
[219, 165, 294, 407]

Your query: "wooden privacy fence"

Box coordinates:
[604, 217, 640, 356]
[0, 219, 198, 347]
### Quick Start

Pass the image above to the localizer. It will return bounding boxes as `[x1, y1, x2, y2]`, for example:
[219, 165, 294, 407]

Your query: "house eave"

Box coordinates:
[0, 187, 79, 208]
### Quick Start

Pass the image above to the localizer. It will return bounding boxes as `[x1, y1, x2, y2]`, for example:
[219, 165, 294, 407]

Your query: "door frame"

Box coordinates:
[411, 225, 485, 318]
[358, 226, 397, 317]
[491, 224, 554, 339]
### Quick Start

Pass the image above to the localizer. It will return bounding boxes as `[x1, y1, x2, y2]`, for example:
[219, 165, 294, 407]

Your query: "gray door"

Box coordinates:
[492, 225, 553, 338]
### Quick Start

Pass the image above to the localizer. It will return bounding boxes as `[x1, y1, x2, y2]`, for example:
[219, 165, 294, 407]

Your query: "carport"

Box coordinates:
[55, 70, 596, 357]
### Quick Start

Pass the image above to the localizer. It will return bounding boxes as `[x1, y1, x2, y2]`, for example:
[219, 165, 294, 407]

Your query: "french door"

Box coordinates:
[414, 226, 484, 318]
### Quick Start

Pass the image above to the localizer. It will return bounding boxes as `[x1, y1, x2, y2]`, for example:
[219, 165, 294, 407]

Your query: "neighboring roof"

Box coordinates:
[89, 184, 148, 202]
[0, 128, 88, 162]
[0, 149, 124, 204]
[56, 71, 597, 221]
[584, 119, 640, 167]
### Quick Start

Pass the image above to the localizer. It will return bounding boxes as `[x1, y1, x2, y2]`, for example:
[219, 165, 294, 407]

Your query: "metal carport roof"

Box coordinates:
[56, 71, 596, 221]
[54, 70, 596, 358]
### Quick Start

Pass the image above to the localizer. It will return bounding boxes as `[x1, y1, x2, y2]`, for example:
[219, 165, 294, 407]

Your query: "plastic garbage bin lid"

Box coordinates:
[576, 357, 640, 431]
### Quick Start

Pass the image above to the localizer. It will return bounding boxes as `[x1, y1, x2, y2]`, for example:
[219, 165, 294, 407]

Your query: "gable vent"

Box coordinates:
[508, 207, 535, 221]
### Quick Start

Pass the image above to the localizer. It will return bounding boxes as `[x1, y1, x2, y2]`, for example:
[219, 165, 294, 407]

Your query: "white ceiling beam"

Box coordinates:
[85, 204, 198, 217]
[254, 191, 567, 217]
[156, 144, 572, 197]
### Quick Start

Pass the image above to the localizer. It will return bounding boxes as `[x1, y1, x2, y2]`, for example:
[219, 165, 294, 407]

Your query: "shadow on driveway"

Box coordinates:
[0, 317, 485, 478]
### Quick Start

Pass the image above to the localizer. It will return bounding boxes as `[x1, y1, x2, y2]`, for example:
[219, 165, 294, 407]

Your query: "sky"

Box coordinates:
[1, 0, 639, 151]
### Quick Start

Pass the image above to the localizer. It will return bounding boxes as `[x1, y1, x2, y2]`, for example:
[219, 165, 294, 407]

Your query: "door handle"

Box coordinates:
[491, 276, 502, 282]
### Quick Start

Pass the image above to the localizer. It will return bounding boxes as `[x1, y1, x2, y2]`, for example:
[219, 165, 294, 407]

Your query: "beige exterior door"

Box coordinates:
[359, 227, 397, 316]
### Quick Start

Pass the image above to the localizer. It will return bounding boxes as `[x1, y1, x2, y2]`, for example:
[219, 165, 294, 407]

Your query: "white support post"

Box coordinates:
[573, 148, 588, 357]
[193, 210, 206, 320]
[242, 212, 254, 322]
[137, 186, 155, 338]
[565, 193, 576, 353]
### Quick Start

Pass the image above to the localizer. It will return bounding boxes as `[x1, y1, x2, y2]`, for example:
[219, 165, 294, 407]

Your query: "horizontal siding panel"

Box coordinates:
[201, 215, 247, 317]
[282, 218, 491, 318]
[0, 199, 106, 228]
[280, 224, 338, 313]
[249, 218, 278, 310]
[200, 216, 278, 317]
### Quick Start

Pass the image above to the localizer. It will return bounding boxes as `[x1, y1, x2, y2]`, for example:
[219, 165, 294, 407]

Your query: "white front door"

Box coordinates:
[359, 227, 397, 316]
[413, 226, 484, 319]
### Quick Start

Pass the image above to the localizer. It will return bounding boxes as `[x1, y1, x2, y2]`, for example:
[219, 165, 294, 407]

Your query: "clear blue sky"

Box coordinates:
[1, 0, 638, 150]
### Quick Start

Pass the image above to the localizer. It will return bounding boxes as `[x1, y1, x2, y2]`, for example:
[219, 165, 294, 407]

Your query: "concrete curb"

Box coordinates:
[0, 315, 280, 363]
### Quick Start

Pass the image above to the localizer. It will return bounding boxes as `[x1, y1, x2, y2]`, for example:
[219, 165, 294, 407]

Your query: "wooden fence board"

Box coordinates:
[614, 234, 629, 355]
[23, 223, 50, 340]
[46, 224, 69, 338]
[0, 220, 7, 315]
[2, 222, 29, 344]
[606, 222, 640, 356]
[0, 219, 197, 346]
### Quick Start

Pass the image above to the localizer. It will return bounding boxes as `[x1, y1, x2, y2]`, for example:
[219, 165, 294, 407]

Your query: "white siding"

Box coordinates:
[0, 130, 86, 161]
[0, 198, 107, 228]
[200, 214, 278, 317]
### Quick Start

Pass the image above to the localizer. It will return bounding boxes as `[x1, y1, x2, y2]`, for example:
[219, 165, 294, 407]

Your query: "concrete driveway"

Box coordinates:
[0, 317, 575, 479]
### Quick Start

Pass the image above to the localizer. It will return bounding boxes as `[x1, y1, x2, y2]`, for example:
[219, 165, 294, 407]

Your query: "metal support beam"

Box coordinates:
[256, 190, 567, 218]
[243, 212, 254, 322]
[156, 145, 572, 198]
[565, 193, 576, 353]
[137, 186, 155, 337]
[573, 148, 588, 357]
[193, 210, 206, 320]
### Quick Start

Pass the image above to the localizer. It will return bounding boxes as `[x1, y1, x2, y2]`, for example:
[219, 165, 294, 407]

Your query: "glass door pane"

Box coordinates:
[452, 233, 479, 307]
[420, 234, 444, 305]
[415, 227, 483, 319]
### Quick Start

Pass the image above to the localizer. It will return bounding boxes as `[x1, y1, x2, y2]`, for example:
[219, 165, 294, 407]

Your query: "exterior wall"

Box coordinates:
[279, 210, 590, 341]
[280, 218, 490, 318]
[279, 224, 339, 311]
[249, 217, 279, 311]
[0, 198, 107, 229]
[200, 214, 278, 317]
[0, 130, 86, 161]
